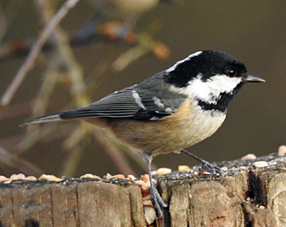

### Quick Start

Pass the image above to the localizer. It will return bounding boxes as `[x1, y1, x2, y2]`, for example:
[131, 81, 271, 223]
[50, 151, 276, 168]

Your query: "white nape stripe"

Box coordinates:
[166, 51, 202, 73]
[172, 74, 242, 104]
[132, 90, 146, 110]
[152, 97, 164, 108]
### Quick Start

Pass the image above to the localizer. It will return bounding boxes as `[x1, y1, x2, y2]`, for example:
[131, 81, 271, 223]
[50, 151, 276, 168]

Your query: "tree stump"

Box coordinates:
[0, 153, 286, 227]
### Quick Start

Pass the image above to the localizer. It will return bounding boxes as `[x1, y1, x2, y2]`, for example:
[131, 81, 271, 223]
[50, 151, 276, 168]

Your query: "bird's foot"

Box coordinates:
[150, 185, 167, 218]
[180, 149, 223, 177]
[200, 159, 223, 176]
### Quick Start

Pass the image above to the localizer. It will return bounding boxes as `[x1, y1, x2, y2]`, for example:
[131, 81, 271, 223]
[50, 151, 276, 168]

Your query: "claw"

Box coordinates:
[180, 149, 224, 177]
[150, 185, 166, 217]
[142, 152, 167, 217]
[200, 159, 223, 176]
[154, 187, 167, 208]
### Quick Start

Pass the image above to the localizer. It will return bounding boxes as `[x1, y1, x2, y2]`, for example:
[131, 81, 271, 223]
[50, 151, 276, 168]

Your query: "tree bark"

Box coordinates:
[0, 153, 285, 227]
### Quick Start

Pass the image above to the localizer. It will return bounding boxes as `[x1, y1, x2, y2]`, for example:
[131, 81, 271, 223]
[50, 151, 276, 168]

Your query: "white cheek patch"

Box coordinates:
[206, 75, 242, 93]
[166, 51, 202, 73]
[180, 74, 242, 103]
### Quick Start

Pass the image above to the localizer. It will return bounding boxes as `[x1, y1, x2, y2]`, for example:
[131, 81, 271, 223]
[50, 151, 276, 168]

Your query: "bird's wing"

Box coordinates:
[60, 85, 184, 121]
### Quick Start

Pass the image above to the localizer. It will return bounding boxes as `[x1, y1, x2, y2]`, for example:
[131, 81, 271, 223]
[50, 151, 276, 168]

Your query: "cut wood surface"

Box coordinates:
[0, 153, 286, 227]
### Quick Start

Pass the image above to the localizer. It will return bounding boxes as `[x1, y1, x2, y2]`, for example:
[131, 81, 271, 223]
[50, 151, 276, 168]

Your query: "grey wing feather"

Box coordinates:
[60, 86, 139, 119]
[24, 72, 186, 125]
[59, 72, 186, 121]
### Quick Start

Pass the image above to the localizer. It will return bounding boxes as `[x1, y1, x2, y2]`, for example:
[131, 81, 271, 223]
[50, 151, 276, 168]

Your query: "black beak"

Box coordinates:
[244, 74, 265, 83]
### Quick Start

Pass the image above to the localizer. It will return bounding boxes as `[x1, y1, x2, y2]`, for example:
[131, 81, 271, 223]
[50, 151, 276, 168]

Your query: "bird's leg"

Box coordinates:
[180, 149, 223, 176]
[142, 152, 167, 217]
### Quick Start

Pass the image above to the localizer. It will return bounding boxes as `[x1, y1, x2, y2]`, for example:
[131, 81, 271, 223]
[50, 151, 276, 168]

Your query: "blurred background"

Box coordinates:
[0, 0, 285, 178]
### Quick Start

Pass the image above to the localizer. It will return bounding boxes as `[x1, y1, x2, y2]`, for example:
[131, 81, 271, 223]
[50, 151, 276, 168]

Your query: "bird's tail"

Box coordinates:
[21, 113, 62, 126]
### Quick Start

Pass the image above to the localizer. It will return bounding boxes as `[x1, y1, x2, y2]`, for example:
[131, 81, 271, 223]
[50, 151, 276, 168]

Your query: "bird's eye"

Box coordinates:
[226, 70, 237, 77]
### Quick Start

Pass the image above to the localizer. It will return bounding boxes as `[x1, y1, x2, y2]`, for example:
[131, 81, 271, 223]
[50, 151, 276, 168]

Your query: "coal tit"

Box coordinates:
[24, 50, 265, 217]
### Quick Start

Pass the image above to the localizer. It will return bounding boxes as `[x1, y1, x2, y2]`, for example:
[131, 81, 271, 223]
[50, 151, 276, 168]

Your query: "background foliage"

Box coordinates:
[0, 0, 285, 177]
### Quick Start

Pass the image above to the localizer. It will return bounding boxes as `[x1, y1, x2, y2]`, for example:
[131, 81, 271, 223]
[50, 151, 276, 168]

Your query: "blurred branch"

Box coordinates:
[0, 19, 170, 67]
[112, 45, 149, 72]
[18, 124, 58, 153]
[0, 102, 32, 120]
[60, 145, 83, 177]
[0, 146, 43, 176]
[111, 21, 170, 71]
[32, 0, 137, 177]
[0, 0, 81, 107]
[1, 0, 170, 177]
[85, 53, 117, 94]
[69, 12, 102, 46]
[31, 58, 61, 118]
[0, 0, 184, 178]
[91, 127, 136, 176]
[18, 123, 77, 155]
[62, 124, 90, 150]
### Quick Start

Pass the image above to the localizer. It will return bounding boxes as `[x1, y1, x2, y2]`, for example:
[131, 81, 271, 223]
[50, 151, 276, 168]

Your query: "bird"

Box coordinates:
[23, 50, 265, 217]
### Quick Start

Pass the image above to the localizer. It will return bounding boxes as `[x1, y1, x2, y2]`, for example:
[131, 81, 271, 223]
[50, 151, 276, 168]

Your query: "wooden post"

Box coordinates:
[0, 179, 145, 227]
[0, 153, 286, 226]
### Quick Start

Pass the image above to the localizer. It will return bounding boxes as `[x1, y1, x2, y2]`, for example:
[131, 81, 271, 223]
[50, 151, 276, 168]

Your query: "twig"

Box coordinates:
[60, 145, 84, 177]
[112, 45, 149, 72]
[0, 146, 43, 176]
[18, 124, 58, 154]
[31, 59, 59, 118]
[0, 102, 32, 120]
[34, 0, 94, 176]
[91, 127, 136, 176]
[0, 0, 81, 107]
[112, 28, 170, 72]
[17, 123, 75, 155]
